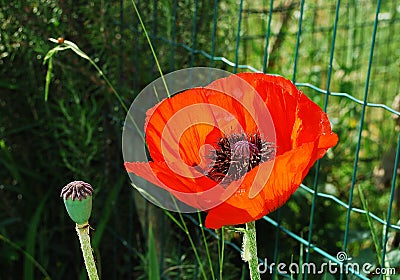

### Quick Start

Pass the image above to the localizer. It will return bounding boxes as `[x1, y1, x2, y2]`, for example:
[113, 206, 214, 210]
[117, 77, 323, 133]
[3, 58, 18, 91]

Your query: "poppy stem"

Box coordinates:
[76, 223, 100, 280]
[243, 221, 261, 280]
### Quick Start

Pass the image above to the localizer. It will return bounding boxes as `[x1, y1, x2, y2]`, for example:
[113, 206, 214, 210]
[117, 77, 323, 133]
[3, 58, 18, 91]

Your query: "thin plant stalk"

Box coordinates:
[76, 223, 100, 280]
[217, 227, 225, 280]
[175, 209, 208, 279]
[129, 0, 171, 98]
[197, 211, 216, 280]
[243, 221, 261, 280]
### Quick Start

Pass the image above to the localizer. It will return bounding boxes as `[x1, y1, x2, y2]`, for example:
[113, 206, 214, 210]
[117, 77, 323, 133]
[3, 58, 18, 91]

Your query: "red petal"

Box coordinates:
[145, 87, 264, 167]
[144, 89, 220, 165]
[125, 161, 228, 210]
[205, 141, 317, 228]
[231, 73, 301, 154]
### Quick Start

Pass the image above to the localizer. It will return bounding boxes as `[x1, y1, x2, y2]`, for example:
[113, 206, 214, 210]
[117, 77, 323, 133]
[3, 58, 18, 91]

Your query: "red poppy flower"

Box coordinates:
[125, 73, 338, 229]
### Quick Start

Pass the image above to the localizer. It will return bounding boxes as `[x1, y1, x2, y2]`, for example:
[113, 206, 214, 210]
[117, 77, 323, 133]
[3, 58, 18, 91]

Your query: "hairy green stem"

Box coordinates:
[243, 221, 260, 280]
[76, 223, 99, 280]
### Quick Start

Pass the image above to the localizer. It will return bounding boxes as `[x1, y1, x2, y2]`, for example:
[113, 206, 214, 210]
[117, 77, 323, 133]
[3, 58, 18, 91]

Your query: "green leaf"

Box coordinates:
[357, 186, 382, 265]
[148, 224, 160, 280]
[24, 193, 50, 279]
[63, 40, 90, 60]
[44, 56, 53, 101]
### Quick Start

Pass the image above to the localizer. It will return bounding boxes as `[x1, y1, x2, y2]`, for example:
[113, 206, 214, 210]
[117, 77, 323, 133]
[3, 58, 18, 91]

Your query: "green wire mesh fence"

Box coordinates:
[125, 0, 400, 279]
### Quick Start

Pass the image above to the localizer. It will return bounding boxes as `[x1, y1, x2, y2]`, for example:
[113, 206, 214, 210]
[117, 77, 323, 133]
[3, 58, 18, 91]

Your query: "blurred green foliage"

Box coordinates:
[1, 0, 399, 279]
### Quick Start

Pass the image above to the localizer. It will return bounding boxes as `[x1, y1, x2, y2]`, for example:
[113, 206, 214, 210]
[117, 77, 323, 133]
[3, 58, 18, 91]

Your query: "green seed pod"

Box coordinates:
[61, 181, 93, 225]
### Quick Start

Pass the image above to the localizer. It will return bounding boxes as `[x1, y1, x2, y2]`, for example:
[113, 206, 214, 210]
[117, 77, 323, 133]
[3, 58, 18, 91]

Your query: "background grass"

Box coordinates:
[1, 0, 399, 279]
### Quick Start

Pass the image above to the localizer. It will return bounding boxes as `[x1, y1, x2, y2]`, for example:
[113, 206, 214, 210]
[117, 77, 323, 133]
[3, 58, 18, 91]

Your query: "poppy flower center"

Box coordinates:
[205, 133, 275, 185]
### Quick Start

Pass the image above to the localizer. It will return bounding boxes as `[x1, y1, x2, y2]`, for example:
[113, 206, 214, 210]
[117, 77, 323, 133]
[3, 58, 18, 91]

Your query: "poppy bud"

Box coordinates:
[60, 181, 93, 225]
